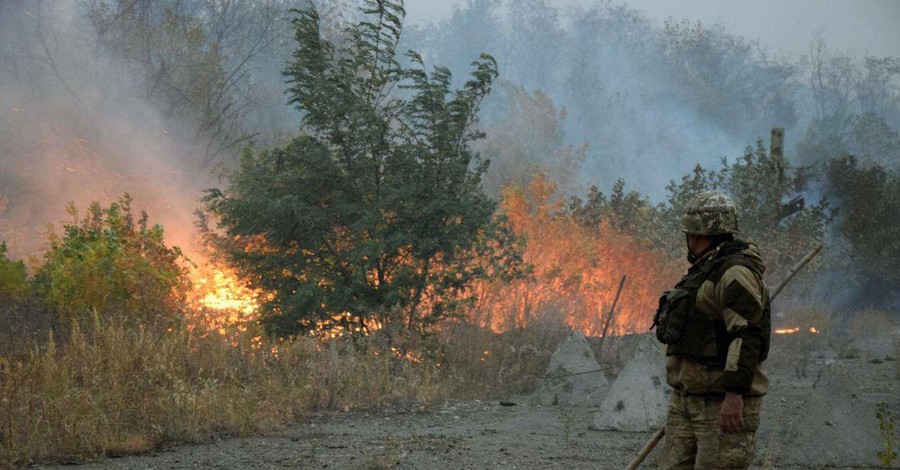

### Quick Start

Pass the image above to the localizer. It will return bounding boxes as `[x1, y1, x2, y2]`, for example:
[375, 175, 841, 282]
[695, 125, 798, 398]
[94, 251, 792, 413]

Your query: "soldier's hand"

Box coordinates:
[719, 392, 744, 434]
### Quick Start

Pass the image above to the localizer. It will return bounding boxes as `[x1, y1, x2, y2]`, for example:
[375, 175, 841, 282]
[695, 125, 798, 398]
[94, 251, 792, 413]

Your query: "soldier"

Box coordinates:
[653, 191, 771, 470]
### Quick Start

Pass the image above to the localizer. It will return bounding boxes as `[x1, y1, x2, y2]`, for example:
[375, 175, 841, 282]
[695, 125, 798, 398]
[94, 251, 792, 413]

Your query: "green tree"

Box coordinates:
[665, 141, 832, 280]
[33, 195, 188, 323]
[204, 1, 510, 337]
[568, 179, 669, 250]
[826, 156, 900, 299]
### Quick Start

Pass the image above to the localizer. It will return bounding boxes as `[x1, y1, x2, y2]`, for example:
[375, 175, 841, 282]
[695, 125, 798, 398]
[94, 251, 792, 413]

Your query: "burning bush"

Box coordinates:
[32, 195, 189, 324]
[470, 174, 680, 335]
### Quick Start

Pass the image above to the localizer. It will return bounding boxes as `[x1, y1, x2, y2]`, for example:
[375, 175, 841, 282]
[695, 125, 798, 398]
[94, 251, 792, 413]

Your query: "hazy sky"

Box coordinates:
[404, 0, 900, 59]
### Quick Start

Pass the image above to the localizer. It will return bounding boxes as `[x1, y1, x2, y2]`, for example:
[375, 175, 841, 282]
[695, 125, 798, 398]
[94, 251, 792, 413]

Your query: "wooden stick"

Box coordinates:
[598, 274, 627, 352]
[624, 242, 826, 469]
[769, 242, 825, 299]
[625, 427, 665, 470]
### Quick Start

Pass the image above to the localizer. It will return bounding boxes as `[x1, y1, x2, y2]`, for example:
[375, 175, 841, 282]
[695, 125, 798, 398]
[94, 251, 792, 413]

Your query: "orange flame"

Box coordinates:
[774, 326, 820, 335]
[470, 175, 679, 336]
[186, 175, 684, 341]
[774, 327, 801, 335]
[188, 265, 260, 335]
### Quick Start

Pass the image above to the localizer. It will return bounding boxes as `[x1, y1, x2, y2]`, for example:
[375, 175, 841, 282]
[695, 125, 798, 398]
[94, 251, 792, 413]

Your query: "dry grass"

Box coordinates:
[436, 319, 569, 398]
[0, 314, 567, 468]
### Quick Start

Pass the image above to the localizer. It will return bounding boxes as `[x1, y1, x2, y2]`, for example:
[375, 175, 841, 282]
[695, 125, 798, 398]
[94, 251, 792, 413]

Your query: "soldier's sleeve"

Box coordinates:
[716, 265, 767, 394]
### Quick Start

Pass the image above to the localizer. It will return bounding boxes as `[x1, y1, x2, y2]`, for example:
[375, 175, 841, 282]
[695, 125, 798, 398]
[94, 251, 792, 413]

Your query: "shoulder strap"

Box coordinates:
[708, 253, 761, 284]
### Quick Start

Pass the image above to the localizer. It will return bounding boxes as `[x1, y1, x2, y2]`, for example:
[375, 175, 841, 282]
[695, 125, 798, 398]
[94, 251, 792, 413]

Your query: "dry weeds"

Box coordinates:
[0, 315, 567, 468]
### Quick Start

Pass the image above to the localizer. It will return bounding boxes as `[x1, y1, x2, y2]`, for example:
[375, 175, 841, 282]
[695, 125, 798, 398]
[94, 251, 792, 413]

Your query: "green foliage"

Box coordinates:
[568, 179, 669, 250]
[33, 195, 188, 323]
[205, 1, 513, 337]
[664, 141, 832, 278]
[569, 140, 832, 281]
[826, 156, 900, 297]
[876, 402, 897, 467]
[0, 242, 27, 302]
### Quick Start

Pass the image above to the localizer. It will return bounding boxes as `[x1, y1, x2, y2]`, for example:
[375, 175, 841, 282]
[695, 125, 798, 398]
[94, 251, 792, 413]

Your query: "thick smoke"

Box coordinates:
[0, 1, 295, 263]
[405, 1, 779, 199]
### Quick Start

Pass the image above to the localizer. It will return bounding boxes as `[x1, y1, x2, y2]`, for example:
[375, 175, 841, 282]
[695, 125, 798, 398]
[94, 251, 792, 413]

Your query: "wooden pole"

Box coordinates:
[769, 242, 824, 300]
[624, 242, 825, 469]
[771, 127, 785, 177]
[625, 427, 665, 470]
[597, 274, 627, 352]
[771, 127, 786, 228]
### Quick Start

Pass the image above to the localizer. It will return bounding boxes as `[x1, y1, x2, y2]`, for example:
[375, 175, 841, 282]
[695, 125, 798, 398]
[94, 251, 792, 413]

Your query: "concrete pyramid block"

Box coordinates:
[530, 331, 609, 407]
[593, 334, 669, 432]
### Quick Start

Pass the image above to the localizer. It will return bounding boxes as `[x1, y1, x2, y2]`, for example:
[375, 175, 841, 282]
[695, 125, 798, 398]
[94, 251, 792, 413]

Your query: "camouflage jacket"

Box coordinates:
[665, 240, 770, 396]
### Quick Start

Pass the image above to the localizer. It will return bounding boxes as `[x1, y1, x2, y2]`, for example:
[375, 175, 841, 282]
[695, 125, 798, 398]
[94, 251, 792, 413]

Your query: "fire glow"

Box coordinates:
[185, 176, 681, 340]
[774, 326, 820, 335]
[471, 176, 680, 336]
[189, 266, 260, 335]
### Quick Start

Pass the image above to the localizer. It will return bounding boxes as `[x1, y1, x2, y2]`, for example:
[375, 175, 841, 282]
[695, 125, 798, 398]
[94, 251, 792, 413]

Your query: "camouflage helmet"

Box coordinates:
[681, 191, 739, 235]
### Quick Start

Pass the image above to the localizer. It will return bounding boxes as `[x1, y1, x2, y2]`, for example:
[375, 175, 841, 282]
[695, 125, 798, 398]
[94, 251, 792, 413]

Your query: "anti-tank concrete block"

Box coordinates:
[530, 331, 610, 407]
[592, 334, 669, 432]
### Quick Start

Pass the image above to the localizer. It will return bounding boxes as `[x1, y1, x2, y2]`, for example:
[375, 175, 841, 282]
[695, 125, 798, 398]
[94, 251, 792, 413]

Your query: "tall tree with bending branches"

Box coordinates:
[204, 0, 515, 337]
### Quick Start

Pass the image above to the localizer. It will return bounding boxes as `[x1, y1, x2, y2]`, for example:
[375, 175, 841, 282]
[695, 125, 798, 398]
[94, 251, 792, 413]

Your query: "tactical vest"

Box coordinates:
[653, 245, 771, 366]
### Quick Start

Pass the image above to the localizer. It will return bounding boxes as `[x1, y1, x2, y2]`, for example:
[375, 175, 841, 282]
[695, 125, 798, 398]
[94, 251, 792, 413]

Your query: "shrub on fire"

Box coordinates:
[204, 1, 520, 338]
[33, 194, 189, 324]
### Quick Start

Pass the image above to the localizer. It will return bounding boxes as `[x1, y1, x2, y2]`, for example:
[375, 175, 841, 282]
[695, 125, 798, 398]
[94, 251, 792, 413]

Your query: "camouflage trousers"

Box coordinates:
[657, 391, 762, 470]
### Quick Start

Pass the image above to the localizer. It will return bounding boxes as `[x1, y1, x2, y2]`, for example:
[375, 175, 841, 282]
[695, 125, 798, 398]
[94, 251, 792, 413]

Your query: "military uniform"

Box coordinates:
[655, 192, 771, 470]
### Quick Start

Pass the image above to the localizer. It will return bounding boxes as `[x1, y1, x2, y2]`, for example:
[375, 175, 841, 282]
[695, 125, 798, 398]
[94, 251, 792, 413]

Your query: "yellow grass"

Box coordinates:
[0, 315, 564, 468]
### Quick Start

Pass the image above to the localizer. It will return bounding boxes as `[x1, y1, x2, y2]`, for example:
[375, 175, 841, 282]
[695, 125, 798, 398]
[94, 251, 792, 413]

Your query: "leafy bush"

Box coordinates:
[32, 195, 188, 324]
[0, 242, 27, 302]
[0, 243, 44, 358]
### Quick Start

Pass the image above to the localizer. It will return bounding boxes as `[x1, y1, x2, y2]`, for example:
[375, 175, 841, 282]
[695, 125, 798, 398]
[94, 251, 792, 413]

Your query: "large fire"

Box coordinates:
[181, 176, 681, 340]
[188, 265, 260, 335]
[471, 175, 679, 336]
